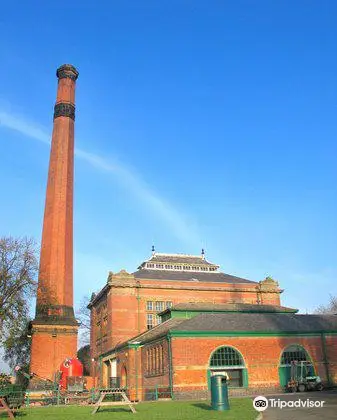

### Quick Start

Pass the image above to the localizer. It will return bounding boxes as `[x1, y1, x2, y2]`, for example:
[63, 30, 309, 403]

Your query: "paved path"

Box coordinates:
[262, 390, 337, 420]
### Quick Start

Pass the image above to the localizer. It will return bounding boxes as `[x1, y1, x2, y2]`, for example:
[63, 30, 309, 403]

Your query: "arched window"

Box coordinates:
[280, 345, 309, 366]
[209, 346, 246, 387]
[278, 344, 312, 388]
[210, 347, 244, 368]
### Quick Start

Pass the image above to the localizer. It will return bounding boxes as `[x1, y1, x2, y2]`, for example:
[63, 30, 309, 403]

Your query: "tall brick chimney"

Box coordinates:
[30, 65, 79, 381]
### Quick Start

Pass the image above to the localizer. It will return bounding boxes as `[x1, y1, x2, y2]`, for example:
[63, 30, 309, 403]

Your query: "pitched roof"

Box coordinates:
[159, 302, 298, 314]
[133, 269, 257, 284]
[173, 313, 337, 333]
[130, 313, 337, 344]
[129, 318, 185, 344]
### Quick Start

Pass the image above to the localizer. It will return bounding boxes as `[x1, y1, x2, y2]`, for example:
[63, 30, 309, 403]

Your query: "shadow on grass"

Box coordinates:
[192, 402, 212, 411]
[96, 407, 133, 413]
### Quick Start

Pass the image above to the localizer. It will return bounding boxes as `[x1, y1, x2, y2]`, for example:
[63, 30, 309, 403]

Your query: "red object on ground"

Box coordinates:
[59, 358, 83, 389]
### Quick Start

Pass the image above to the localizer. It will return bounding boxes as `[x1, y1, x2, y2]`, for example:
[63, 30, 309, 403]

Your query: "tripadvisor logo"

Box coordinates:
[253, 396, 326, 411]
[253, 396, 268, 412]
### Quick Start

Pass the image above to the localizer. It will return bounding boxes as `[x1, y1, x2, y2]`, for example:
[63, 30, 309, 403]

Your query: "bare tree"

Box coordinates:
[76, 295, 91, 346]
[315, 295, 337, 314]
[0, 236, 38, 344]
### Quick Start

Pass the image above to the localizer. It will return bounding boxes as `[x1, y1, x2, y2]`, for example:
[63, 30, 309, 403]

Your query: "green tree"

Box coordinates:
[76, 295, 91, 346]
[3, 318, 31, 369]
[0, 236, 38, 388]
[77, 344, 90, 376]
[0, 373, 11, 387]
[0, 236, 38, 345]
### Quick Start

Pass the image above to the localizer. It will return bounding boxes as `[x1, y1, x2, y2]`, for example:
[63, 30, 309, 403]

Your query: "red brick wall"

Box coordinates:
[90, 295, 108, 378]
[112, 339, 170, 401]
[90, 274, 283, 392]
[114, 347, 140, 401]
[140, 339, 170, 399]
[109, 288, 139, 348]
[325, 335, 337, 383]
[30, 326, 77, 380]
[104, 334, 337, 401]
[170, 335, 335, 395]
[90, 278, 281, 359]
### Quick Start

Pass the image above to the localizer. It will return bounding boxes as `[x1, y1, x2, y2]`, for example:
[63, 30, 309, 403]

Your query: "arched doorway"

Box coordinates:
[208, 346, 248, 388]
[121, 365, 127, 388]
[279, 344, 312, 387]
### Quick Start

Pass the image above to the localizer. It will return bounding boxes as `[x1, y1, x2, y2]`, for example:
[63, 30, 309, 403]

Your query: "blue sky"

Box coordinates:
[1, 1, 337, 369]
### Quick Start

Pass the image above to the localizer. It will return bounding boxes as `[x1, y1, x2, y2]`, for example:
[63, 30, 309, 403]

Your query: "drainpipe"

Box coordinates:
[136, 281, 141, 334]
[320, 332, 331, 386]
[135, 348, 139, 400]
[167, 335, 173, 398]
[131, 342, 140, 401]
[98, 356, 103, 388]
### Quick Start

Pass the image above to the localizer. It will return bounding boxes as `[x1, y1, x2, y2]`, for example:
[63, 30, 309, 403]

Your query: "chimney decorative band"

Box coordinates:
[54, 103, 75, 120]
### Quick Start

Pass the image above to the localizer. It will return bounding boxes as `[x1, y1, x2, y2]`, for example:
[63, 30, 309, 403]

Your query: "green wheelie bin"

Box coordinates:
[210, 374, 230, 411]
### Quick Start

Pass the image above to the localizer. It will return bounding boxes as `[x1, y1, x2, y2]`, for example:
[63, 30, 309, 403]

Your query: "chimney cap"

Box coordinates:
[56, 64, 79, 81]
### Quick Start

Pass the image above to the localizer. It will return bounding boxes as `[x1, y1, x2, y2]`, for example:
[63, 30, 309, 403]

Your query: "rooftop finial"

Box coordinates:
[152, 245, 156, 256]
[201, 248, 205, 259]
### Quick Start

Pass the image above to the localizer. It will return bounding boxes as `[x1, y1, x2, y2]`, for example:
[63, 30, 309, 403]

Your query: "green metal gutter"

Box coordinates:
[136, 281, 141, 334]
[169, 330, 337, 338]
[135, 346, 139, 400]
[128, 343, 141, 349]
[167, 335, 174, 399]
[98, 355, 103, 388]
[320, 332, 331, 386]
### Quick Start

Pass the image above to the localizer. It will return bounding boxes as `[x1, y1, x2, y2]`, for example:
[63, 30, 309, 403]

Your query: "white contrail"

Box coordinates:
[0, 110, 200, 247]
[0, 111, 50, 145]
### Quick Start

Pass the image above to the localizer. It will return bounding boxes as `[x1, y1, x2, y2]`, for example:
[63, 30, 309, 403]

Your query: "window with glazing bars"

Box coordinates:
[147, 314, 154, 329]
[155, 301, 164, 311]
[281, 346, 308, 365]
[210, 347, 244, 367]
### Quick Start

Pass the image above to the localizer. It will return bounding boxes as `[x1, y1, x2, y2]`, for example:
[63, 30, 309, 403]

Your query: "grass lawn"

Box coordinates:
[1, 399, 256, 419]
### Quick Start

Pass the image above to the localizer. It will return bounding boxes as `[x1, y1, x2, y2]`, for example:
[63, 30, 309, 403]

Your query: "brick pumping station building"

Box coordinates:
[30, 64, 337, 399]
[88, 251, 337, 400]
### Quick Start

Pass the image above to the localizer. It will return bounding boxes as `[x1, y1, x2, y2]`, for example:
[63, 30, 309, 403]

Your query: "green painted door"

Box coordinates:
[278, 366, 291, 387]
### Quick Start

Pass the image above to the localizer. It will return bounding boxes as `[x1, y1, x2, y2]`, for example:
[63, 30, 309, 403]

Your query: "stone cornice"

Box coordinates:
[31, 325, 78, 334]
[109, 281, 281, 294]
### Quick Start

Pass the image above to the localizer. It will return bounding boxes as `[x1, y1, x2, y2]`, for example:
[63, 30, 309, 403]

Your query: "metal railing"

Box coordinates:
[1, 388, 99, 407]
[2, 384, 173, 407]
[144, 385, 172, 401]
